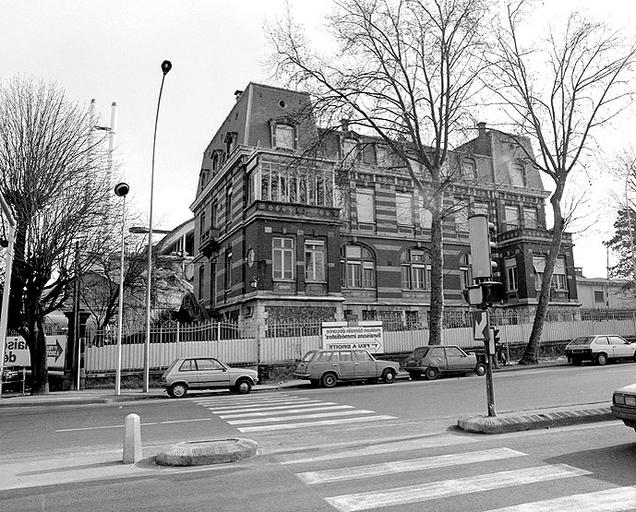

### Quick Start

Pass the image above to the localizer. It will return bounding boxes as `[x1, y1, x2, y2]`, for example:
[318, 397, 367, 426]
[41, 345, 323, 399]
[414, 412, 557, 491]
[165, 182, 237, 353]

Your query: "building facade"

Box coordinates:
[190, 83, 579, 326]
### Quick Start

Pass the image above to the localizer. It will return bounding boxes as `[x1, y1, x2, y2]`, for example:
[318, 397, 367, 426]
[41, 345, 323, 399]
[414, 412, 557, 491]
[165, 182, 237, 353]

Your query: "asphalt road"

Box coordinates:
[3, 362, 636, 512]
[2, 362, 635, 457]
[2, 418, 635, 511]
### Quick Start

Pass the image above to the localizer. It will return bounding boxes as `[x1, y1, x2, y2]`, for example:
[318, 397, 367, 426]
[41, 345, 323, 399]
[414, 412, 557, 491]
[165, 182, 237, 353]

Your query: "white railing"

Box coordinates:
[83, 310, 636, 373]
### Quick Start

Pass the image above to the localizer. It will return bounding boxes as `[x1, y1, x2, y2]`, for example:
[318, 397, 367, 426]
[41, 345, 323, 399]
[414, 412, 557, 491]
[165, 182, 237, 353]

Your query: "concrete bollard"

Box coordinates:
[123, 413, 142, 464]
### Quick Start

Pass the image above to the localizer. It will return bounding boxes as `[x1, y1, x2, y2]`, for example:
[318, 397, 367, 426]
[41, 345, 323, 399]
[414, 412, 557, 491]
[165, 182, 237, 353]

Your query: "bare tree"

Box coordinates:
[269, 0, 492, 343]
[490, 3, 635, 363]
[80, 234, 148, 331]
[0, 78, 116, 393]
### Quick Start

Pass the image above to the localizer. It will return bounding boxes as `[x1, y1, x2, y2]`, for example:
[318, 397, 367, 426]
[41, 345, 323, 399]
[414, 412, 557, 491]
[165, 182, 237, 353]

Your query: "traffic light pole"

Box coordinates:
[484, 308, 497, 417]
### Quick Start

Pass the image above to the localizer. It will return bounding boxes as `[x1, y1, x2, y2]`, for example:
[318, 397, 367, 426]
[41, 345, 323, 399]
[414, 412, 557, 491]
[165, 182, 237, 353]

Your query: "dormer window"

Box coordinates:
[224, 132, 238, 155]
[274, 124, 295, 149]
[211, 149, 223, 172]
[342, 138, 358, 162]
[270, 117, 297, 150]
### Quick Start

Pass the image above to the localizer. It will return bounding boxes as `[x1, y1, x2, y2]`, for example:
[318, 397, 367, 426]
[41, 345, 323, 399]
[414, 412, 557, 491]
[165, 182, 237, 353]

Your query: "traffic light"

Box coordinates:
[481, 281, 505, 304]
[468, 214, 498, 279]
[492, 328, 500, 345]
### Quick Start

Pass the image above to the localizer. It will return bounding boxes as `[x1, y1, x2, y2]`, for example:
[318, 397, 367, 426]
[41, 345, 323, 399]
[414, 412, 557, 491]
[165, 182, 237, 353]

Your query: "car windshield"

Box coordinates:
[301, 351, 316, 362]
[410, 347, 430, 359]
[569, 337, 594, 345]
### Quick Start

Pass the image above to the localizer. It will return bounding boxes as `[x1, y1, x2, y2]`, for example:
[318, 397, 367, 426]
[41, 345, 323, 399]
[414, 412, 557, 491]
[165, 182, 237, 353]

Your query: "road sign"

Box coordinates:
[321, 322, 384, 353]
[472, 310, 489, 341]
[3, 335, 67, 371]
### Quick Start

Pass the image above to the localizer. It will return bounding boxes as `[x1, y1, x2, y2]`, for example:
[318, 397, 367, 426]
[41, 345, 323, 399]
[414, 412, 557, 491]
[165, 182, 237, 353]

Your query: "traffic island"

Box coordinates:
[457, 404, 614, 434]
[155, 438, 258, 466]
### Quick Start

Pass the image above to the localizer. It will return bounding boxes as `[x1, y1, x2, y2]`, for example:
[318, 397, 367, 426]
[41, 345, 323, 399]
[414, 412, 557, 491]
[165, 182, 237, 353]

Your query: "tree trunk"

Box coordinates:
[520, 192, 565, 364]
[24, 313, 49, 394]
[428, 201, 444, 345]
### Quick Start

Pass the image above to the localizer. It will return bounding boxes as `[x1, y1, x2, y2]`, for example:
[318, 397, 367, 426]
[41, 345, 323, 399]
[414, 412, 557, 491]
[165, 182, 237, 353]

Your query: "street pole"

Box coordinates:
[626, 176, 636, 294]
[0, 193, 16, 400]
[143, 60, 172, 393]
[114, 183, 129, 396]
[73, 241, 81, 391]
[484, 311, 496, 417]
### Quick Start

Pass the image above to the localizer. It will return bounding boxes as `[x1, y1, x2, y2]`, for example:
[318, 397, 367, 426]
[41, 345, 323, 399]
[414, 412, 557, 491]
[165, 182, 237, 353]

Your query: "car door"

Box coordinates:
[425, 347, 448, 372]
[445, 346, 472, 372]
[196, 358, 230, 388]
[336, 351, 355, 379]
[593, 336, 610, 358]
[353, 350, 378, 379]
[608, 336, 634, 360]
[177, 359, 201, 388]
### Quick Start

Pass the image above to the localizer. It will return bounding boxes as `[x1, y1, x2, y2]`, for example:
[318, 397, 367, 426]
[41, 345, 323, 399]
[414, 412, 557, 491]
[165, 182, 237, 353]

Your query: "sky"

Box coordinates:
[1, 0, 635, 279]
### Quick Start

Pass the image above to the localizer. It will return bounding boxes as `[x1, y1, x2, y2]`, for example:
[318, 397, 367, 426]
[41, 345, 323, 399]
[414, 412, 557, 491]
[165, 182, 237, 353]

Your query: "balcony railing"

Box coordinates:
[497, 227, 572, 244]
[245, 200, 341, 222]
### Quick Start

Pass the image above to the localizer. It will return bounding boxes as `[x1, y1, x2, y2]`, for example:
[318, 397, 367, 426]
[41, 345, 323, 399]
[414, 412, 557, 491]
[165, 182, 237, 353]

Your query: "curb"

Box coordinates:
[155, 437, 258, 466]
[457, 406, 614, 434]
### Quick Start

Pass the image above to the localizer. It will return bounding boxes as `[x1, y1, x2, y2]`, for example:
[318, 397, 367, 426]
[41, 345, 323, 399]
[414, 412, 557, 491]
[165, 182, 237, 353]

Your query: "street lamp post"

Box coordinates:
[114, 182, 129, 396]
[0, 193, 16, 400]
[144, 60, 172, 392]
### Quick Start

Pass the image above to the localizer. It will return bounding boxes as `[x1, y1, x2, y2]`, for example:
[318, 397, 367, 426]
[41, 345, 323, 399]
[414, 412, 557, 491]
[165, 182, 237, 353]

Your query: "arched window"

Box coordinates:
[401, 249, 431, 290]
[342, 245, 375, 288]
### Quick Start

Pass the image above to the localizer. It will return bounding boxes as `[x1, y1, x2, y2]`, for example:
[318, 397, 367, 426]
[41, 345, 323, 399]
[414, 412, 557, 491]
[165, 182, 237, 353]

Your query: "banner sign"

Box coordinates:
[3, 335, 67, 371]
[321, 321, 384, 353]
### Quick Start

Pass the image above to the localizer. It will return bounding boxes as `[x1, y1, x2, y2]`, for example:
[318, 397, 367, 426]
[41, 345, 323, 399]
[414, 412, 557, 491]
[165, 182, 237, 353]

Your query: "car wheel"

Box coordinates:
[597, 353, 608, 366]
[234, 379, 252, 394]
[169, 383, 188, 398]
[321, 372, 337, 388]
[382, 369, 396, 384]
[474, 363, 487, 376]
[408, 371, 422, 380]
[425, 367, 439, 380]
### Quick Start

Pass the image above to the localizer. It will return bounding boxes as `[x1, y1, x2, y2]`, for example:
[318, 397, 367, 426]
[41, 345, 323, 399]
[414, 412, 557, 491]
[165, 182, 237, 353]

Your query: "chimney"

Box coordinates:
[340, 118, 350, 132]
[234, 90, 243, 102]
[477, 122, 487, 136]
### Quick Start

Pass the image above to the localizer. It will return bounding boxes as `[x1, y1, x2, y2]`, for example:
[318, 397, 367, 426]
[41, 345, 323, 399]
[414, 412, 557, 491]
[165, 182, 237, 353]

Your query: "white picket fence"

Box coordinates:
[83, 311, 636, 374]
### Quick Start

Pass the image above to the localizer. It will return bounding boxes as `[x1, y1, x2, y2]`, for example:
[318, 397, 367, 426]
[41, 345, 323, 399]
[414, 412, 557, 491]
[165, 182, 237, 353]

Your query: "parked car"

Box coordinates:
[403, 345, 486, 380]
[293, 349, 400, 388]
[564, 335, 636, 366]
[612, 383, 636, 431]
[160, 357, 258, 398]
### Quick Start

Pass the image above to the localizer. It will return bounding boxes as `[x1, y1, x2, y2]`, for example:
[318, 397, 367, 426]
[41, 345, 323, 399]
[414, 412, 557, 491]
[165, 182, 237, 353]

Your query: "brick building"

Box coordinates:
[190, 83, 578, 326]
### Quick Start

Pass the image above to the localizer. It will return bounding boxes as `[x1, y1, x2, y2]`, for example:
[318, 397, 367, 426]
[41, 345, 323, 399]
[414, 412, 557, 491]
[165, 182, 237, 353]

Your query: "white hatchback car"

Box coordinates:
[564, 335, 636, 366]
[160, 357, 258, 398]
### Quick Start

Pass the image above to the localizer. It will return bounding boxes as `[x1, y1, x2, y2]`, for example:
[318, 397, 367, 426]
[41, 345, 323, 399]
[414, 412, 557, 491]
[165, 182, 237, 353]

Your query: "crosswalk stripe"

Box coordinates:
[229, 409, 377, 425]
[194, 393, 294, 402]
[219, 405, 354, 418]
[325, 464, 591, 512]
[206, 401, 325, 414]
[238, 415, 397, 433]
[486, 486, 636, 512]
[297, 448, 526, 485]
[194, 397, 310, 408]
[277, 435, 478, 464]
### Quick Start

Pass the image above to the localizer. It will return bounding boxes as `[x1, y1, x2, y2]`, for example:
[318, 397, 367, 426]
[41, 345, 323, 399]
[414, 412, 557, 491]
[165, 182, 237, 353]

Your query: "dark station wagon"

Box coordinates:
[403, 345, 486, 380]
